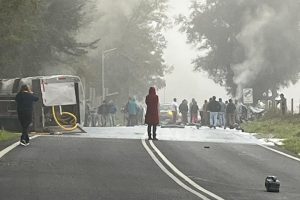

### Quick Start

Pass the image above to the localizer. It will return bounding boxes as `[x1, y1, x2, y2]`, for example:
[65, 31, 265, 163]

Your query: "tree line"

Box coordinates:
[179, 0, 300, 102]
[0, 0, 171, 104]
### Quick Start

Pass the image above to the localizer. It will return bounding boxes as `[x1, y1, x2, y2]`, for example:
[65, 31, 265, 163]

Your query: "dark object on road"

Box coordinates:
[265, 176, 280, 192]
[204, 146, 210, 149]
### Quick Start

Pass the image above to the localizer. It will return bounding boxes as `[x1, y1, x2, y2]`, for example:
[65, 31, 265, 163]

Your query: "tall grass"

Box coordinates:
[242, 110, 300, 155]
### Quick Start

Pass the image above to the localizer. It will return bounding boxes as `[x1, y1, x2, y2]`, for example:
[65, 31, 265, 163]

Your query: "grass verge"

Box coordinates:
[241, 112, 300, 155]
[0, 130, 20, 142]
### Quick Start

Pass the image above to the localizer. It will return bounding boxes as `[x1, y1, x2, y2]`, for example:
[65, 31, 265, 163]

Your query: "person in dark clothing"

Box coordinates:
[207, 96, 221, 129]
[179, 99, 188, 124]
[277, 93, 287, 115]
[225, 99, 236, 129]
[145, 87, 159, 140]
[98, 100, 109, 127]
[15, 84, 39, 146]
[190, 98, 199, 123]
[202, 100, 209, 126]
[108, 100, 117, 126]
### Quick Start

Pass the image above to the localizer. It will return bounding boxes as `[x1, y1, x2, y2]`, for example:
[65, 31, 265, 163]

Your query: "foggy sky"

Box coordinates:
[157, 0, 228, 106]
[78, 0, 300, 110]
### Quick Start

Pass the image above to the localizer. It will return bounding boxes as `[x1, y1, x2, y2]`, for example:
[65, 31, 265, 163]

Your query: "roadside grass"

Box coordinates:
[242, 111, 300, 155]
[0, 130, 20, 142]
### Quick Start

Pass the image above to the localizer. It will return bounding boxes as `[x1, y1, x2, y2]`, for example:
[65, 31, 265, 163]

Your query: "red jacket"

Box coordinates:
[145, 87, 159, 125]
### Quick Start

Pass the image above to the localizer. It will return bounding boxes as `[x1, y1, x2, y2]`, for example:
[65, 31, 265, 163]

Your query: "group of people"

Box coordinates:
[14, 83, 288, 144]
[202, 97, 238, 129]
[169, 98, 200, 124]
[122, 97, 144, 126]
[97, 100, 117, 127]
[169, 96, 246, 129]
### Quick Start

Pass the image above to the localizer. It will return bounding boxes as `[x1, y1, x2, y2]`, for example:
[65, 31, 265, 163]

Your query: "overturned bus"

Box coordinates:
[0, 75, 85, 132]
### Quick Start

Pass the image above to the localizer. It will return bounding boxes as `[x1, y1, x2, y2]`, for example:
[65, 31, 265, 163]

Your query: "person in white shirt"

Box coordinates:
[171, 98, 178, 124]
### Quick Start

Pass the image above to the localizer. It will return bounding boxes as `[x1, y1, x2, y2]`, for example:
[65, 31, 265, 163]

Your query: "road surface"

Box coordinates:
[0, 126, 299, 200]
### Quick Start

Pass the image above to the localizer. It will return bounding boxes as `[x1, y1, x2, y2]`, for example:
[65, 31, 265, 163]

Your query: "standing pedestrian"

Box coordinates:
[127, 97, 139, 126]
[226, 99, 236, 129]
[277, 93, 287, 115]
[15, 84, 39, 146]
[145, 87, 159, 140]
[137, 104, 144, 125]
[218, 98, 226, 128]
[189, 100, 193, 123]
[171, 98, 178, 124]
[207, 96, 221, 129]
[224, 100, 229, 128]
[98, 100, 109, 127]
[202, 100, 209, 126]
[108, 100, 117, 126]
[179, 99, 188, 124]
[190, 98, 199, 123]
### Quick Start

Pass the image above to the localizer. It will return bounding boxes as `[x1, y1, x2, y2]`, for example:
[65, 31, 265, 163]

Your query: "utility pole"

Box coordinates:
[101, 48, 117, 101]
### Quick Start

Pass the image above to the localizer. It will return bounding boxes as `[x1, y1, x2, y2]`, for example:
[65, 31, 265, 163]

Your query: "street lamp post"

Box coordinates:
[101, 48, 117, 100]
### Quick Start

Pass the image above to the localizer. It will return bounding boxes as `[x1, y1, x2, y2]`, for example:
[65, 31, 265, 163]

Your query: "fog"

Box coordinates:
[158, 0, 228, 105]
[160, 0, 300, 111]
[2, 0, 300, 109]
[83, 0, 300, 108]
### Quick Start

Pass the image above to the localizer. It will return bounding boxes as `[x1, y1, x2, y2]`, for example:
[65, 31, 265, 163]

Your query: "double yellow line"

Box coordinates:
[142, 139, 225, 200]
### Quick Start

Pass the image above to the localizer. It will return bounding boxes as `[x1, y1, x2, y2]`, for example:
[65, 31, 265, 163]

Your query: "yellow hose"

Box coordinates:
[52, 106, 78, 131]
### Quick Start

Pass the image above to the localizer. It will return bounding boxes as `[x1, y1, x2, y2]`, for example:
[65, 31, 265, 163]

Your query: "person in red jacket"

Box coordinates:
[145, 87, 159, 140]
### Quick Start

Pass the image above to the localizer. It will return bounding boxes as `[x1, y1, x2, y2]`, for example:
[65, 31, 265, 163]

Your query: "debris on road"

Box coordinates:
[265, 176, 280, 192]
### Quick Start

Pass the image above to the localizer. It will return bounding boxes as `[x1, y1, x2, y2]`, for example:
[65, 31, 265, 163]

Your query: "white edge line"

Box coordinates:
[149, 140, 225, 200]
[141, 139, 211, 200]
[259, 144, 300, 162]
[0, 135, 40, 159]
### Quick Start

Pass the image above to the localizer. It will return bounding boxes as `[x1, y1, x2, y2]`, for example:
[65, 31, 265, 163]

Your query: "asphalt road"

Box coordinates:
[0, 137, 199, 200]
[0, 127, 300, 200]
[154, 141, 300, 200]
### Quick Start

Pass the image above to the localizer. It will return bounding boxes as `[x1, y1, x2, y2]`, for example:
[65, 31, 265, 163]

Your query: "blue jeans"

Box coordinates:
[210, 112, 218, 127]
[218, 112, 226, 127]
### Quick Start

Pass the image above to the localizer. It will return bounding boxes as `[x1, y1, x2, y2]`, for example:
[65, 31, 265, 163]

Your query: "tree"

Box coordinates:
[83, 0, 171, 103]
[179, 0, 300, 102]
[0, 0, 96, 78]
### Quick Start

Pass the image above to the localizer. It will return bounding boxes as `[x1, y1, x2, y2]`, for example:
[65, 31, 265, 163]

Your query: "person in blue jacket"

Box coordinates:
[127, 97, 139, 126]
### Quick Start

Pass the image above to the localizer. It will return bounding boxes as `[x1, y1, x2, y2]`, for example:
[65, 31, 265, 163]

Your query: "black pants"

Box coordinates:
[147, 125, 157, 139]
[18, 111, 32, 143]
[128, 114, 137, 126]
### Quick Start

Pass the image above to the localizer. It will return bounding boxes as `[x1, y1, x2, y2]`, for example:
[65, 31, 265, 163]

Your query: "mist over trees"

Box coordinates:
[179, 0, 300, 102]
[81, 0, 171, 103]
[0, 0, 171, 103]
[0, 0, 96, 77]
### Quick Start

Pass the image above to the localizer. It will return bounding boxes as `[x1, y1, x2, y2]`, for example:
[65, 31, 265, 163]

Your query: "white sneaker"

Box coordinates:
[20, 140, 26, 146]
